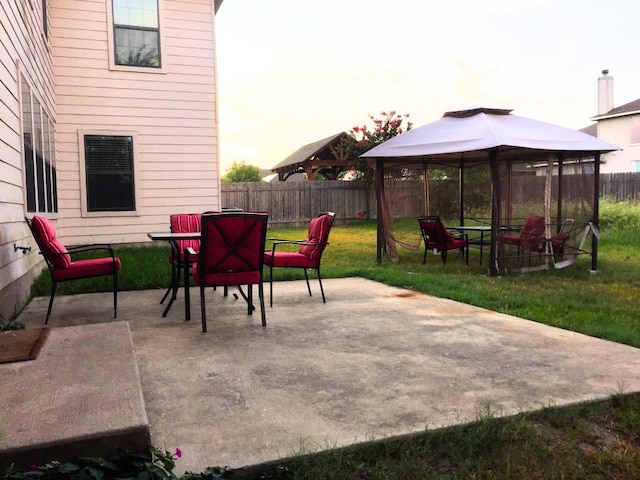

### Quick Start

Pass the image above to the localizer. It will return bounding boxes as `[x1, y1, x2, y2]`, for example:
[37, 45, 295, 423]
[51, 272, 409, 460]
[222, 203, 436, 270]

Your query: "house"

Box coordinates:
[0, 0, 224, 319]
[589, 71, 640, 173]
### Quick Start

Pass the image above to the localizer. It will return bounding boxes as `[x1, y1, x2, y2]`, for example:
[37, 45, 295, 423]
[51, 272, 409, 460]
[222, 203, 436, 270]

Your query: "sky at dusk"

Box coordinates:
[215, 0, 640, 175]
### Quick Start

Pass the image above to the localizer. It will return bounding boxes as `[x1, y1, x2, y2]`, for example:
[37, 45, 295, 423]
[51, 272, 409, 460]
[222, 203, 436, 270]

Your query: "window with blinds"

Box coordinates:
[84, 135, 136, 212]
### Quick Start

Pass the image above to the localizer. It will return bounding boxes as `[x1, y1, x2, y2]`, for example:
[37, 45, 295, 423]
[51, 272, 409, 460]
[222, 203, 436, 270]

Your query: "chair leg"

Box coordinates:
[200, 285, 207, 333]
[422, 247, 427, 264]
[160, 260, 178, 304]
[441, 249, 448, 264]
[247, 284, 253, 315]
[303, 268, 312, 297]
[113, 272, 118, 318]
[269, 264, 274, 307]
[258, 281, 266, 327]
[316, 268, 326, 303]
[45, 280, 57, 325]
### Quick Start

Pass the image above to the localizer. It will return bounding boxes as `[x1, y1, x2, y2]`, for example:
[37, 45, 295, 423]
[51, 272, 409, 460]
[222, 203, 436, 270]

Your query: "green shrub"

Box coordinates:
[599, 198, 640, 230]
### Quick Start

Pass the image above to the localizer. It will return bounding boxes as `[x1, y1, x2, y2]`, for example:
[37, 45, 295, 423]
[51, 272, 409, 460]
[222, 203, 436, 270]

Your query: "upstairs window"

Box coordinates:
[112, 0, 161, 68]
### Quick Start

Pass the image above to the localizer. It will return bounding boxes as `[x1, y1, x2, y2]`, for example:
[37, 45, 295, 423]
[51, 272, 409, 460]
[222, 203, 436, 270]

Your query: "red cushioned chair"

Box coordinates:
[532, 218, 575, 260]
[160, 213, 202, 313]
[186, 212, 269, 333]
[500, 215, 546, 257]
[263, 212, 335, 307]
[418, 216, 469, 265]
[26, 216, 121, 324]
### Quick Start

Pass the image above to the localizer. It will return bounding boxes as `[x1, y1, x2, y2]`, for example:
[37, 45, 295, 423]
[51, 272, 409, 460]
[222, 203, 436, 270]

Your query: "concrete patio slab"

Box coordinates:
[10, 277, 640, 474]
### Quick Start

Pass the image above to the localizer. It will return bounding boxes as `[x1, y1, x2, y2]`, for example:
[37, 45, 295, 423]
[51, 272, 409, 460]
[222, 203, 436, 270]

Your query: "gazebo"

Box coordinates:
[361, 107, 618, 276]
[271, 132, 352, 181]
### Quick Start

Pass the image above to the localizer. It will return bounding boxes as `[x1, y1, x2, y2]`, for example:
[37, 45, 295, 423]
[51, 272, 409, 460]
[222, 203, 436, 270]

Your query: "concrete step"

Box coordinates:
[0, 321, 150, 469]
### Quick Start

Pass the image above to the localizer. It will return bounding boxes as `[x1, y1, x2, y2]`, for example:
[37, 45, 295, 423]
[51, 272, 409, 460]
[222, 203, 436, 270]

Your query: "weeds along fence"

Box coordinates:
[222, 173, 640, 227]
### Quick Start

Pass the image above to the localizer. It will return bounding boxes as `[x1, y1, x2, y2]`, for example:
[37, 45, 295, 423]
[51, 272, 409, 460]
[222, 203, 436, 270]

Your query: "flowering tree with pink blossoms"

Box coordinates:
[344, 111, 412, 183]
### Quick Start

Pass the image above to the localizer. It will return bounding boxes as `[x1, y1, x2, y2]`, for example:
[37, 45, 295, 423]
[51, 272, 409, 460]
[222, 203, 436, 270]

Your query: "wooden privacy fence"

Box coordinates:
[600, 172, 640, 201]
[222, 173, 640, 226]
[222, 180, 424, 227]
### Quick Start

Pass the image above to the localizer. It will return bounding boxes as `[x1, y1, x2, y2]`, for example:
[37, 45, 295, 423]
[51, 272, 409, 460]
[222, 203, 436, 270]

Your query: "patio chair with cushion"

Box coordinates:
[25, 215, 121, 324]
[418, 215, 469, 265]
[186, 212, 269, 333]
[263, 211, 335, 306]
[159, 213, 201, 313]
[500, 215, 546, 257]
[532, 218, 575, 260]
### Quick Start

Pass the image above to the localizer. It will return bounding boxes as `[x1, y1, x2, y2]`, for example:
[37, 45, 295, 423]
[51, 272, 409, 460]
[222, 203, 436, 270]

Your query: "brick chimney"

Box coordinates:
[598, 69, 613, 115]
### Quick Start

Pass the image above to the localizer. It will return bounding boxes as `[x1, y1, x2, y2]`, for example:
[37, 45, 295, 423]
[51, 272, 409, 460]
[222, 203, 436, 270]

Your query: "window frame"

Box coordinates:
[78, 130, 141, 217]
[106, 0, 166, 73]
[21, 73, 58, 216]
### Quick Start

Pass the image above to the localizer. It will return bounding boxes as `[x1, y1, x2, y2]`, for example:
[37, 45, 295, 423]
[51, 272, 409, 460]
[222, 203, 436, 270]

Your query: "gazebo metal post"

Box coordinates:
[376, 158, 385, 264]
[557, 153, 564, 233]
[488, 148, 501, 276]
[459, 156, 465, 226]
[592, 152, 601, 272]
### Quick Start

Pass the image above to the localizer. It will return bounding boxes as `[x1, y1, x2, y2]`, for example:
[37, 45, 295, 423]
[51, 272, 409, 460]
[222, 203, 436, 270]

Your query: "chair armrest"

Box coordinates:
[185, 246, 197, 259]
[268, 239, 306, 254]
[66, 244, 117, 258]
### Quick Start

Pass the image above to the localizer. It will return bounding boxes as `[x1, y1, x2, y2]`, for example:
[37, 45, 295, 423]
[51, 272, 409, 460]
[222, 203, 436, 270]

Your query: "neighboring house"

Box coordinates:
[0, 0, 224, 319]
[589, 71, 640, 173]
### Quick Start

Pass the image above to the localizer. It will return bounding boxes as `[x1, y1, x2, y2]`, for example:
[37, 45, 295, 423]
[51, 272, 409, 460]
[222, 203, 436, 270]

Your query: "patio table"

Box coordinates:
[147, 232, 200, 320]
[452, 225, 491, 265]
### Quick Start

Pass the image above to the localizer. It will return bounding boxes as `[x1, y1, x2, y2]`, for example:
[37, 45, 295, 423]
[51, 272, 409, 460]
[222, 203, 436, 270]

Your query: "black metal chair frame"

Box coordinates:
[25, 216, 119, 324]
[266, 211, 335, 307]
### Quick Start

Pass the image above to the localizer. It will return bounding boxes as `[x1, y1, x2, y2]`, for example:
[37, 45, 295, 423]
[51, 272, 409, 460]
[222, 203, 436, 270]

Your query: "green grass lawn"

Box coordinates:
[25, 202, 640, 479]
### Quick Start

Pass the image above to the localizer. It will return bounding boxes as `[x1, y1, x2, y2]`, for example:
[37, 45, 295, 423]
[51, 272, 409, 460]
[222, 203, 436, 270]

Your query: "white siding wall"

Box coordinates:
[52, 0, 221, 244]
[598, 116, 640, 173]
[0, 0, 55, 318]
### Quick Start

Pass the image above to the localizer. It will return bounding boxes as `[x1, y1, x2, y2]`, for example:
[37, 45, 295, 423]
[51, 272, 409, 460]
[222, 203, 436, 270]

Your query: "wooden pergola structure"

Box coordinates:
[271, 132, 353, 181]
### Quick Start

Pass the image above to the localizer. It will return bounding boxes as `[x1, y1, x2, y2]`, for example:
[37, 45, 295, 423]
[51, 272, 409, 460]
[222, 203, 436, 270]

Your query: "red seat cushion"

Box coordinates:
[192, 265, 260, 286]
[298, 214, 331, 261]
[52, 257, 121, 281]
[30, 216, 71, 268]
[263, 251, 316, 268]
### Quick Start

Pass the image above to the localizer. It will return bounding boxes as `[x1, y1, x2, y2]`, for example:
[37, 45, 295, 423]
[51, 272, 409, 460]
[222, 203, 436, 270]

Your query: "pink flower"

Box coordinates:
[175, 447, 182, 458]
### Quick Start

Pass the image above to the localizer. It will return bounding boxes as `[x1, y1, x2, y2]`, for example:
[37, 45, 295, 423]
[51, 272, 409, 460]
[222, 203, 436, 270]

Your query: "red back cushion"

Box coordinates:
[200, 214, 267, 273]
[299, 214, 332, 261]
[30, 216, 71, 268]
[170, 213, 201, 252]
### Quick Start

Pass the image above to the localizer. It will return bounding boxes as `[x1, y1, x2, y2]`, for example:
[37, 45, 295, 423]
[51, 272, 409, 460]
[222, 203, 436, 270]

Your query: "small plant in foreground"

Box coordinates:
[1, 446, 231, 480]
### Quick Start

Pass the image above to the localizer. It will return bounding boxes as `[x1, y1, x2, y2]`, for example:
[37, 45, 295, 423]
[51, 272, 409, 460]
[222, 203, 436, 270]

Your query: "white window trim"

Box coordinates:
[78, 130, 141, 218]
[18, 63, 58, 217]
[106, 0, 166, 74]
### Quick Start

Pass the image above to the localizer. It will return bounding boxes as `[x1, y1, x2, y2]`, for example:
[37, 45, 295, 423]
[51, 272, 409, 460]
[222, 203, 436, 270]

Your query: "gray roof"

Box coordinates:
[580, 123, 597, 137]
[592, 98, 640, 120]
[271, 132, 348, 172]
